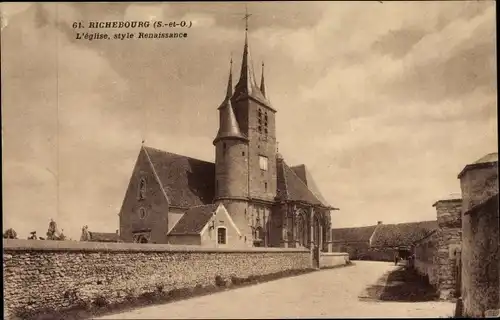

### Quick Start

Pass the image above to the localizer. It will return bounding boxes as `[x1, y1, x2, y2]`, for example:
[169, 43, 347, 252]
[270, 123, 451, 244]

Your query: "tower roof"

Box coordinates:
[232, 12, 275, 112]
[214, 61, 248, 145]
[260, 62, 268, 98]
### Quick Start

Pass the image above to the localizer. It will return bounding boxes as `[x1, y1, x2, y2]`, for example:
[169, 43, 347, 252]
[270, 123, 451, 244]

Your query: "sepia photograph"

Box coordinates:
[1, 1, 498, 319]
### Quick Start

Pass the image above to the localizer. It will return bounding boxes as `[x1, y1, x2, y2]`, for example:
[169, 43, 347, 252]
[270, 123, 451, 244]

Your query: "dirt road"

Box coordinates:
[96, 261, 455, 319]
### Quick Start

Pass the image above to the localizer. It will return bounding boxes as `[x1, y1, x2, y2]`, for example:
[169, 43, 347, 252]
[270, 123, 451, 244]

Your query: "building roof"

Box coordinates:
[331, 225, 377, 242]
[458, 152, 498, 178]
[88, 232, 119, 242]
[291, 164, 331, 207]
[168, 204, 218, 235]
[277, 158, 326, 207]
[432, 193, 462, 206]
[370, 220, 438, 248]
[473, 152, 498, 164]
[143, 146, 215, 208]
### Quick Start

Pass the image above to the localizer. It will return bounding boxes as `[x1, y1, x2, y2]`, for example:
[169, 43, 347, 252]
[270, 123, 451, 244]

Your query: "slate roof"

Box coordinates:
[168, 204, 218, 235]
[331, 225, 378, 242]
[370, 220, 438, 248]
[143, 146, 215, 208]
[88, 232, 119, 242]
[277, 158, 325, 207]
[291, 164, 331, 206]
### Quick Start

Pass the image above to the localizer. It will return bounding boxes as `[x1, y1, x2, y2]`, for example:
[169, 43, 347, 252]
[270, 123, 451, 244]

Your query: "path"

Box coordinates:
[95, 261, 455, 319]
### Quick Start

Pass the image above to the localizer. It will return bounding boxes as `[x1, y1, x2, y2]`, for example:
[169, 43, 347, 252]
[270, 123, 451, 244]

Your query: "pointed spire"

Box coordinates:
[234, 7, 259, 98]
[260, 62, 267, 98]
[213, 99, 247, 145]
[226, 57, 233, 99]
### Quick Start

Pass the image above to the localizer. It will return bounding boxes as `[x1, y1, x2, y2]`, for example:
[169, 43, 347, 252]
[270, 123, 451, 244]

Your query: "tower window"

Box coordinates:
[259, 156, 268, 171]
[217, 227, 227, 245]
[138, 177, 147, 200]
[242, 151, 245, 156]
[258, 126, 262, 132]
[138, 207, 147, 219]
[265, 182, 268, 191]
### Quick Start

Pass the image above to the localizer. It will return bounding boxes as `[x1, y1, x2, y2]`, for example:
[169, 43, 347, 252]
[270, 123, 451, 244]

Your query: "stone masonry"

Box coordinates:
[434, 198, 462, 300]
[459, 154, 499, 317]
[3, 239, 311, 319]
[413, 197, 462, 300]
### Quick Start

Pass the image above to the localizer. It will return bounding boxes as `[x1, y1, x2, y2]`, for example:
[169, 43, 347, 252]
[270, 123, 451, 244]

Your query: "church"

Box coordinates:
[118, 21, 337, 251]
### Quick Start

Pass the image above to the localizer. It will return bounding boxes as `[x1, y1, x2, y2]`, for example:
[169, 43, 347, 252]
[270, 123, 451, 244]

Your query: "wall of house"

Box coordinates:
[3, 239, 312, 319]
[119, 148, 169, 244]
[200, 207, 246, 248]
[167, 209, 184, 233]
[460, 162, 499, 317]
[367, 247, 395, 261]
[332, 241, 371, 260]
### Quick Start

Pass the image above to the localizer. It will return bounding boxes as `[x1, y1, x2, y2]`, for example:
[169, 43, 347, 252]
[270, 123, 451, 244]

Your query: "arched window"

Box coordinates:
[217, 227, 227, 245]
[138, 177, 147, 200]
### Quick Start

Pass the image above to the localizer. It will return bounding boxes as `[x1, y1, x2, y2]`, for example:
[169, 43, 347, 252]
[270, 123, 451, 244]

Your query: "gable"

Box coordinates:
[143, 146, 215, 208]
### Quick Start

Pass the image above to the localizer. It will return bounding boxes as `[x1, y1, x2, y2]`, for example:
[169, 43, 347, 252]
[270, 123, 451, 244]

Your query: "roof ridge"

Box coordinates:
[143, 146, 171, 205]
[143, 145, 214, 165]
[279, 158, 290, 199]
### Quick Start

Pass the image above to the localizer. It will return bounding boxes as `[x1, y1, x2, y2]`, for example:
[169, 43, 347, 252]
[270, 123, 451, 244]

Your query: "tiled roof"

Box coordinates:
[168, 204, 218, 235]
[331, 225, 377, 242]
[370, 220, 438, 248]
[277, 158, 324, 206]
[143, 146, 215, 208]
[88, 232, 119, 242]
[458, 152, 498, 178]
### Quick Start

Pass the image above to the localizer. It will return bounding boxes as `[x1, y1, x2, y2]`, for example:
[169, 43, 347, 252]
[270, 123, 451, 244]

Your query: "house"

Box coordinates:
[80, 226, 120, 243]
[331, 220, 438, 261]
[331, 224, 378, 259]
[167, 203, 244, 247]
[118, 21, 337, 249]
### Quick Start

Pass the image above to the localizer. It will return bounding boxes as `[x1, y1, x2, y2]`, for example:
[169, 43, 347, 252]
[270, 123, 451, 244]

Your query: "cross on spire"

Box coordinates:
[242, 5, 252, 31]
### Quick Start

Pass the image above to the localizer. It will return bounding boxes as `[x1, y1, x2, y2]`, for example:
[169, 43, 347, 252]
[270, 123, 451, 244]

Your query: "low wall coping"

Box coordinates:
[320, 252, 348, 256]
[3, 239, 310, 253]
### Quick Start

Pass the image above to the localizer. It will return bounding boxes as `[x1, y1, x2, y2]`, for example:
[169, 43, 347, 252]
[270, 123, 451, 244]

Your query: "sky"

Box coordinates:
[1, 1, 497, 241]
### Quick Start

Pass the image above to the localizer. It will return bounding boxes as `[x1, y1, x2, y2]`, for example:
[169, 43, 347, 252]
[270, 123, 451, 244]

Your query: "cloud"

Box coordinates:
[1, 1, 497, 238]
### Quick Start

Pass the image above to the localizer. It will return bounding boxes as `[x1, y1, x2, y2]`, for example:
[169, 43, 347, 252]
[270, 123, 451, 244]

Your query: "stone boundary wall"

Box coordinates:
[414, 231, 440, 288]
[3, 239, 311, 319]
[320, 252, 350, 268]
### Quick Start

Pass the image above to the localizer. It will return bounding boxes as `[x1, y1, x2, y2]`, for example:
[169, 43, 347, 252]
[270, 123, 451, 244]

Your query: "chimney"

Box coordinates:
[377, 221, 383, 225]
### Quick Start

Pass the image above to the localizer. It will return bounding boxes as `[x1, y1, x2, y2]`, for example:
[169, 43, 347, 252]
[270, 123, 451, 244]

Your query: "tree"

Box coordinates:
[46, 219, 66, 241]
[3, 228, 17, 239]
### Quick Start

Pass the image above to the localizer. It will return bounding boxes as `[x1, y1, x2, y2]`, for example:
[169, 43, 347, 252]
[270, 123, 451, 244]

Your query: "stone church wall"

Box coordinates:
[3, 239, 311, 319]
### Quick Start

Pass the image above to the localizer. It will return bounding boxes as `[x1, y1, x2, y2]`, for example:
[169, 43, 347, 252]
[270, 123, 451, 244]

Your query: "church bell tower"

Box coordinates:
[214, 13, 278, 246]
